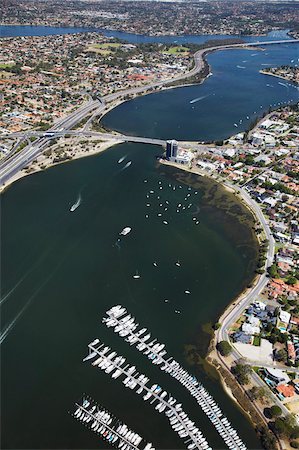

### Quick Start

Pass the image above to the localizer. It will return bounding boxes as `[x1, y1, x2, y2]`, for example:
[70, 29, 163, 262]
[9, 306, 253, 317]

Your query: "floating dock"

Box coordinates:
[85, 339, 211, 450]
[102, 305, 247, 450]
[71, 395, 155, 450]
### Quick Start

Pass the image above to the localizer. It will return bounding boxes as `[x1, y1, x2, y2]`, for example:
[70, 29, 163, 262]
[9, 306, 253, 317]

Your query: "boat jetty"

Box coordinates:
[102, 305, 247, 450]
[71, 395, 155, 450]
[84, 339, 211, 450]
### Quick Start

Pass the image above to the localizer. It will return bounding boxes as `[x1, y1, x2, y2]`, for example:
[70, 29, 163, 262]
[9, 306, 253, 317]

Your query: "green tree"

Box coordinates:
[217, 341, 232, 357]
[275, 349, 288, 363]
[269, 405, 282, 418]
[268, 264, 279, 278]
[291, 429, 299, 439]
[257, 425, 277, 450]
[231, 364, 251, 385]
[249, 386, 269, 401]
[286, 276, 298, 286]
[274, 415, 299, 437]
[274, 417, 288, 435]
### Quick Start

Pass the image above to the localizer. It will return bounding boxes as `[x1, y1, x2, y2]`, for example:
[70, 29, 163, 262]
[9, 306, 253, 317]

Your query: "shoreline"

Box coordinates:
[260, 69, 299, 85]
[159, 159, 280, 444]
[0, 139, 122, 193]
[0, 34, 278, 193]
[0, 22, 274, 38]
[0, 41, 215, 193]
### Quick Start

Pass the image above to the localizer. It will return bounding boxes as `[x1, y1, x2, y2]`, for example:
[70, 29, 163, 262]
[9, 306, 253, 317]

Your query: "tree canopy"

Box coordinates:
[217, 341, 232, 357]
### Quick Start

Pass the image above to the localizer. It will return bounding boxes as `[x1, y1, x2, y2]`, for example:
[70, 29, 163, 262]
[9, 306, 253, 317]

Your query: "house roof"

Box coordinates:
[276, 384, 295, 397]
[266, 368, 290, 383]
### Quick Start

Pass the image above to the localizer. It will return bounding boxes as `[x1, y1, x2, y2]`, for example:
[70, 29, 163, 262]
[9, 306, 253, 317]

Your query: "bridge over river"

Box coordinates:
[0, 37, 298, 188]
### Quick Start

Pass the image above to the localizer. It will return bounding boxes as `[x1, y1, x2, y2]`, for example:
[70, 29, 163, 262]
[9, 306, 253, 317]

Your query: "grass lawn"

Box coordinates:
[253, 335, 261, 346]
[0, 62, 14, 69]
[163, 46, 189, 56]
[87, 42, 122, 55]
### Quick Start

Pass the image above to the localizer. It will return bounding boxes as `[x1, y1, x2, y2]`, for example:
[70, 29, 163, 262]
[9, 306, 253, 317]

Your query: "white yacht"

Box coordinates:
[120, 227, 131, 236]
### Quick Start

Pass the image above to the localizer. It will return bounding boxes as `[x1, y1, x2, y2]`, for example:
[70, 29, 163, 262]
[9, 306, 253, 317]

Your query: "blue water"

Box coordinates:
[0, 25, 92, 37]
[0, 24, 293, 44]
[0, 22, 296, 450]
[102, 42, 299, 141]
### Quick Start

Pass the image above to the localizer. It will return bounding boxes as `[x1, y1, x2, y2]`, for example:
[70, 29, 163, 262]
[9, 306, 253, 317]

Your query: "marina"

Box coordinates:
[1, 142, 261, 449]
[72, 396, 155, 450]
[102, 305, 247, 450]
[84, 339, 211, 450]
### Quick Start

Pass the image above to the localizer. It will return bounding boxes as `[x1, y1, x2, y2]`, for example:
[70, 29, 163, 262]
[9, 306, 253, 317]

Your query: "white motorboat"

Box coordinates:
[133, 270, 140, 279]
[120, 227, 131, 236]
[70, 194, 81, 212]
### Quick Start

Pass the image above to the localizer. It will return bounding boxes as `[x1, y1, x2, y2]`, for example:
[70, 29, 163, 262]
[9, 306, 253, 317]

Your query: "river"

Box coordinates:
[101, 42, 298, 141]
[1, 142, 261, 449]
[1, 24, 297, 450]
[0, 24, 292, 44]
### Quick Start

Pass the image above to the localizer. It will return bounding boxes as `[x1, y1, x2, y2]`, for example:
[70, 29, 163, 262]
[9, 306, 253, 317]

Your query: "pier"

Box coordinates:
[103, 305, 247, 450]
[85, 338, 211, 450]
[72, 395, 155, 450]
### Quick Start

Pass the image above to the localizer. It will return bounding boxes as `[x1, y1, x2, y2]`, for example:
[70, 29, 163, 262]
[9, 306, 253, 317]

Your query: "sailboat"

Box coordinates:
[133, 270, 140, 279]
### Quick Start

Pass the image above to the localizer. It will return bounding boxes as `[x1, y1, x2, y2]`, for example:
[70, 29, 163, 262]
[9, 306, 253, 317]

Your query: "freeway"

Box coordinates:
[0, 100, 101, 186]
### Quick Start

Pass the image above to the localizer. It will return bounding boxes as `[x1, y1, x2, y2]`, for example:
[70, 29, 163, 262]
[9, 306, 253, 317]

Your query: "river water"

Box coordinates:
[1, 143, 260, 449]
[102, 43, 299, 141]
[0, 24, 292, 43]
[1, 24, 297, 450]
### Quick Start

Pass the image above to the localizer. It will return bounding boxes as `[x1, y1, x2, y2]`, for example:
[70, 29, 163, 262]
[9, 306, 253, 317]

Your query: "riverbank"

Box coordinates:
[0, 42, 221, 193]
[260, 69, 299, 85]
[0, 138, 122, 194]
[159, 158, 283, 447]
[95, 43, 258, 132]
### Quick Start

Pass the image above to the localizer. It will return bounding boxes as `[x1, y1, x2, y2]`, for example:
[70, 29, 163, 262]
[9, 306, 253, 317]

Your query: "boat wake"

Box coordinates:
[0, 300, 31, 345]
[236, 65, 245, 69]
[189, 94, 211, 104]
[70, 193, 82, 212]
[118, 155, 127, 164]
[121, 161, 132, 171]
[0, 274, 29, 306]
[278, 82, 288, 88]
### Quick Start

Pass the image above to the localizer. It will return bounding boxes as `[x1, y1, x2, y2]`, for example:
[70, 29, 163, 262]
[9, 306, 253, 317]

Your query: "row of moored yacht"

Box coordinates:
[72, 396, 154, 450]
[84, 339, 211, 450]
[102, 305, 247, 450]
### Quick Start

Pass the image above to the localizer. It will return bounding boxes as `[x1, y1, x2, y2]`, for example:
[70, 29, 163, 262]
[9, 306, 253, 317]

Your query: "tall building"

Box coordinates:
[166, 139, 178, 159]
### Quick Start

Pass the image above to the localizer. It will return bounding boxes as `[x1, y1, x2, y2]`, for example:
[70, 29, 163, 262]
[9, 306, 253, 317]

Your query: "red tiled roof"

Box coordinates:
[276, 384, 295, 397]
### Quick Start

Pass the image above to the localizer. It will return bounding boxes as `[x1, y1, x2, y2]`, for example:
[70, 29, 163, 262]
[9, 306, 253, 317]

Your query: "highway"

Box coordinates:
[0, 100, 101, 186]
